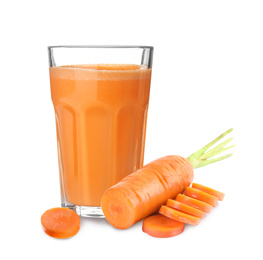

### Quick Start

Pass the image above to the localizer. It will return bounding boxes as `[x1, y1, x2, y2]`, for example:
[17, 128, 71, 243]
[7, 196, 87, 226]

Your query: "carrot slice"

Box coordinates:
[142, 214, 185, 238]
[166, 199, 206, 218]
[185, 187, 218, 207]
[41, 207, 80, 239]
[159, 205, 201, 225]
[192, 183, 225, 201]
[176, 194, 212, 213]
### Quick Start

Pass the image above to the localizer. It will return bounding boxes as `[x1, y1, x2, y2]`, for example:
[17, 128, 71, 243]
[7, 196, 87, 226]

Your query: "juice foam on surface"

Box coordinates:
[50, 64, 151, 81]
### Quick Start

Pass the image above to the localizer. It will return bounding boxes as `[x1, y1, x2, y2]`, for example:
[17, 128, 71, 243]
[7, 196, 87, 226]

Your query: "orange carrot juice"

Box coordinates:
[50, 64, 151, 208]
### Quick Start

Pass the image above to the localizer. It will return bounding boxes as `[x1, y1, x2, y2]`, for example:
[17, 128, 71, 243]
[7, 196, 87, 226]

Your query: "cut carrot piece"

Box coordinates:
[166, 199, 206, 218]
[176, 194, 212, 213]
[185, 187, 218, 207]
[41, 208, 80, 239]
[101, 156, 194, 229]
[192, 183, 225, 201]
[142, 214, 185, 238]
[159, 205, 201, 225]
[101, 129, 233, 229]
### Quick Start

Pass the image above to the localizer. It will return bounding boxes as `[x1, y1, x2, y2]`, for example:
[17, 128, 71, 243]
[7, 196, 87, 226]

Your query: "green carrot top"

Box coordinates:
[187, 128, 234, 169]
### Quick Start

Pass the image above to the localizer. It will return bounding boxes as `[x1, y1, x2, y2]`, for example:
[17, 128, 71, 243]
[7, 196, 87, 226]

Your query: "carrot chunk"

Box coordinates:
[166, 199, 206, 218]
[159, 205, 201, 225]
[176, 194, 213, 213]
[101, 156, 194, 229]
[185, 187, 218, 207]
[192, 183, 225, 201]
[142, 214, 185, 238]
[101, 129, 233, 229]
[41, 207, 80, 239]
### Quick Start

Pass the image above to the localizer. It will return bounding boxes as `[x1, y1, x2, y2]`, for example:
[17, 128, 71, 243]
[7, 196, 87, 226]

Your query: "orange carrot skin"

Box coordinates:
[166, 199, 206, 218]
[159, 205, 201, 225]
[192, 183, 225, 201]
[142, 214, 185, 238]
[185, 187, 218, 207]
[101, 155, 194, 229]
[145, 156, 194, 199]
[41, 208, 80, 239]
[176, 194, 213, 213]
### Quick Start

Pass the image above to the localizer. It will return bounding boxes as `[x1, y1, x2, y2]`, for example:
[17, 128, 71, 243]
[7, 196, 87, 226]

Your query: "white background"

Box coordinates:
[1, 0, 262, 259]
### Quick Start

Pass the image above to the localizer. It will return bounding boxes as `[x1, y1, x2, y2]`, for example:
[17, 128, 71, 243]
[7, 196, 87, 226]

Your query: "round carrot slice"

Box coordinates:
[159, 205, 201, 225]
[166, 199, 206, 218]
[176, 194, 212, 213]
[185, 187, 218, 207]
[192, 183, 225, 201]
[142, 214, 185, 238]
[41, 207, 80, 239]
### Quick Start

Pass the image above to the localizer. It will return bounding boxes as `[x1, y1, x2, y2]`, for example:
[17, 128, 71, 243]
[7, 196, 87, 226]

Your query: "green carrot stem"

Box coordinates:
[187, 128, 234, 169]
[200, 138, 234, 160]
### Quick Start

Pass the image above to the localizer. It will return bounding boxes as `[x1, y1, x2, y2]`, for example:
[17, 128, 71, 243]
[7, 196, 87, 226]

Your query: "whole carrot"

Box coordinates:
[101, 129, 234, 229]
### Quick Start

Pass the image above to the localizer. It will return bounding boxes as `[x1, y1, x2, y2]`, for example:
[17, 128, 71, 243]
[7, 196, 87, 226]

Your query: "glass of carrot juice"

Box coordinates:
[48, 46, 153, 217]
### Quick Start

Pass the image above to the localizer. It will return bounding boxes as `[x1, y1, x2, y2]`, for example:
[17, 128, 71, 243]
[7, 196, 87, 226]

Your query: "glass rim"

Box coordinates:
[48, 45, 154, 50]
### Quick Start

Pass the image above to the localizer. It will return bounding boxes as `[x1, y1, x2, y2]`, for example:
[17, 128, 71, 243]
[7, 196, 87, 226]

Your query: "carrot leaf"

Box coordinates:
[187, 128, 234, 169]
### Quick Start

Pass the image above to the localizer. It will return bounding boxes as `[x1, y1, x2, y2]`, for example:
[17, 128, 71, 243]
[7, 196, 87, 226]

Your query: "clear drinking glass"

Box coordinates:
[48, 46, 153, 217]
